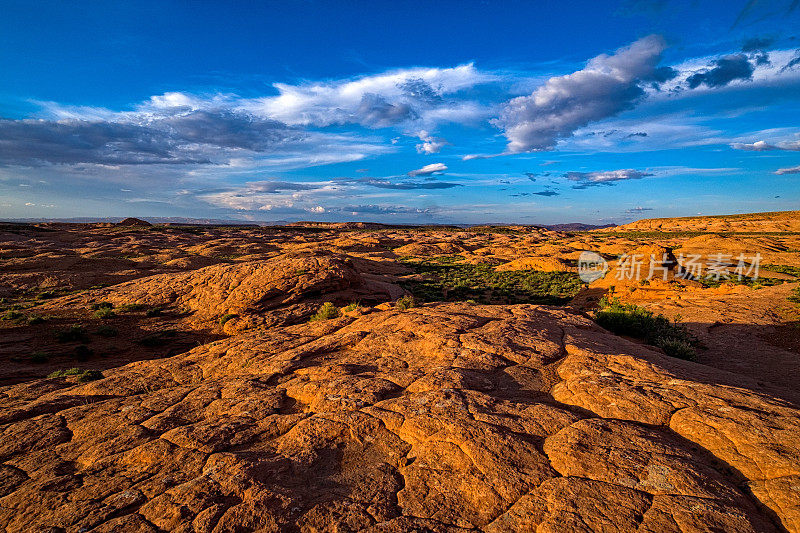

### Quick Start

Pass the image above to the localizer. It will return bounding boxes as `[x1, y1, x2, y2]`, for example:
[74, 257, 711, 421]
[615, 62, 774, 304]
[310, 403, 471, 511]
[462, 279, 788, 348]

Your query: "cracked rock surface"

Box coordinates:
[1, 302, 798, 531]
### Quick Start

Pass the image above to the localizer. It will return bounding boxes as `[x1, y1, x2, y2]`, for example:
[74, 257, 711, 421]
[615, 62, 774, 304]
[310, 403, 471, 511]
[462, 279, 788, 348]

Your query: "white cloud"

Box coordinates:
[775, 165, 800, 175]
[731, 138, 800, 151]
[240, 64, 493, 129]
[415, 130, 448, 154]
[493, 35, 670, 153]
[565, 169, 653, 188]
[408, 162, 447, 176]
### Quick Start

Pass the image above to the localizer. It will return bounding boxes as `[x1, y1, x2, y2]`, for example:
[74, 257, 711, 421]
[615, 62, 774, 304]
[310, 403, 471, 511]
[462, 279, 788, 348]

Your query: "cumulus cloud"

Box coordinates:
[782, 50, 800, 72]
[244, 64, 492, 129]
[731, 139, 800, 151]
[493, 35, 670, 153]
[775, 165, 800, 174]
[415, 130, 448, 154]
[564, 169, 653, 188]
[686, 54, 754, 88]
[407, 162, 447, 176]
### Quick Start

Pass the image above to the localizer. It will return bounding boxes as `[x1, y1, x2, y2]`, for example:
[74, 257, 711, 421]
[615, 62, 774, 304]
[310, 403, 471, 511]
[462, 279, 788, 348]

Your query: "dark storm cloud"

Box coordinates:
[687, 55, 754, 89]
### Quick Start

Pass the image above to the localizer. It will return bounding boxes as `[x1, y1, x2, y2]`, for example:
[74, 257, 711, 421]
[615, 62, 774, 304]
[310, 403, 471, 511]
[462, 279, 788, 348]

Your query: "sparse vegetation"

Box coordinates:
[762, 264, 800, 278]
[401, 260, 583, 305]
[118, 303, 148, 312]
[48, 368, 103, 382]
[89, 301, 114, 310]
[219, 313, 238, 326]
[594, 297, 697, 360]
[2, 310, 24, 321]
[145, 307, 163, 317]
[56, 324, 89, 343]
[96, 325, 119, 337]
[789, 286, 800, 305]
[395, 295, 417, 310]
[341, 302, 360, 312]
[309, 302, 340, 322]
[26, 314, 48, 325]
[93, 307, 116, 319]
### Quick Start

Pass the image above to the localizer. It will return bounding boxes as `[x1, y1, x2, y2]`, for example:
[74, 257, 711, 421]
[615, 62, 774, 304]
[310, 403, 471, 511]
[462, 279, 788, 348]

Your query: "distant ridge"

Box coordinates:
[608, 210, 800, 233]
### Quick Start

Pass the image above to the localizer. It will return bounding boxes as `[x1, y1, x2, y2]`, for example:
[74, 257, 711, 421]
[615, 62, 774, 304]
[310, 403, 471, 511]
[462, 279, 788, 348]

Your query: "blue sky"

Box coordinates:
[1, 0, 800, 224]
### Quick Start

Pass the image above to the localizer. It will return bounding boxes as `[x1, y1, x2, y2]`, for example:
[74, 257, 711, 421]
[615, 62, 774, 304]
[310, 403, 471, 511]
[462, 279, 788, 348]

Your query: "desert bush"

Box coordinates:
[341, 302, 360, 312]
[789, 286, 800, 305]
[26, 314, 48, 325]
[219, 313, 238, 326]
[396, 295, 417, 310]
[118, 303, 148, 312]
[595, 297, 696, 360]
[145, 307, 163, 317]
[96, 325, 118, 337]
[47, 368, 103, 382]
[48, 367, 83, 378]
[309, 302, 340, 322]
[56, 324, 89, 343]
[77, 369, 103, 382]
[89, 301, 114, 310]
[400, 260, 582, 305]
[93, 307, 116, 319]
[2, 310, 23, 321]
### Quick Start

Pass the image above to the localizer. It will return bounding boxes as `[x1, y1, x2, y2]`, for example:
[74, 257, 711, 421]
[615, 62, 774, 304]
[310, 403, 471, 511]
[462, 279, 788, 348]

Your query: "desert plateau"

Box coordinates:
[0, 212, 799, 531]
[4, 2, 800, 530]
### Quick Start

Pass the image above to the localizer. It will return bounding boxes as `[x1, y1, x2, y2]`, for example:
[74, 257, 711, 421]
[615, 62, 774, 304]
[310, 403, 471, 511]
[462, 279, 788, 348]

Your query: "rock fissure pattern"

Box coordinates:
[2, 295, 799, 531]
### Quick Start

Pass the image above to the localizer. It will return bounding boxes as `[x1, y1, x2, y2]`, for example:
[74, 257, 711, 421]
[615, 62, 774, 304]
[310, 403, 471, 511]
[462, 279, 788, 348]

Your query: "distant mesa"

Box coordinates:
[115, 217, 152, 227]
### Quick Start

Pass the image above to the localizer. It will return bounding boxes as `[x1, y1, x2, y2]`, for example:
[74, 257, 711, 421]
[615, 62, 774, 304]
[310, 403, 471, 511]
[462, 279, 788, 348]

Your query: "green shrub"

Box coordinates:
[396, 295, 417, 310]
[219, 313, 238, 326]
[341, 302, 359, 312]
[26, 314, 47, 325]
[48, 367, 83, 378]
[96, 325, 119, 337]
[400, 260, 582, 305]
[145, 307, 163, 317]
[56, 324, 89, 343]
[93, 307, 116, 319]
[309, 302, 340, 322]
[789, 286, 800, 305]
[36, 290, 57, 300]
[2, 310, 23, 321]
[47, 368, 103, 382]
[595, 297, 696, 360]
[118, 303, 148, 312]
[77, 369, 103, 382]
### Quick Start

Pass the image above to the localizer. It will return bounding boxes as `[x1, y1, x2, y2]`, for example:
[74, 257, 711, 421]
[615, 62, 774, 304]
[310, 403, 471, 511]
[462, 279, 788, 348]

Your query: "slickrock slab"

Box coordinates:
[1, 303, 797, 531]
